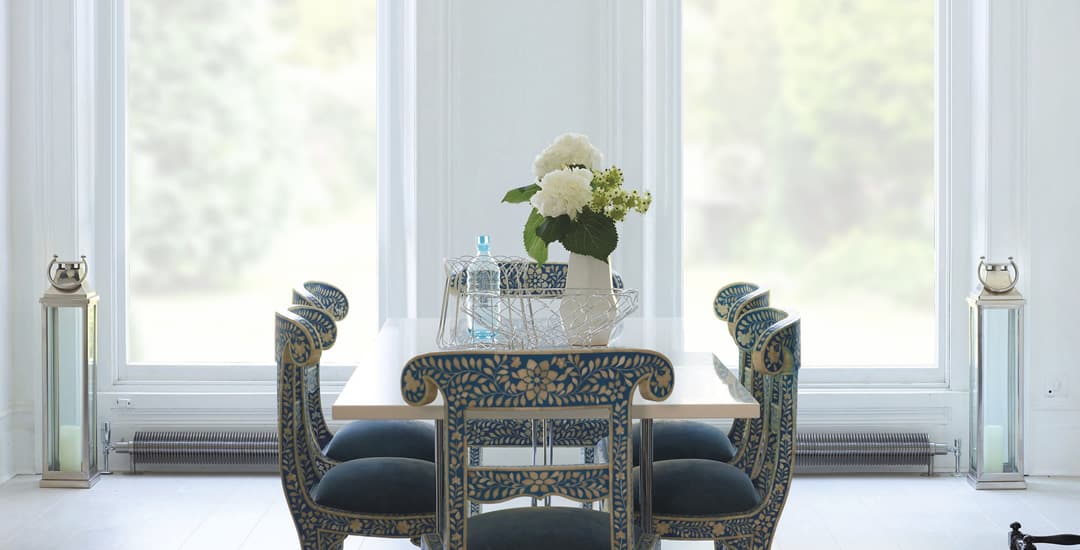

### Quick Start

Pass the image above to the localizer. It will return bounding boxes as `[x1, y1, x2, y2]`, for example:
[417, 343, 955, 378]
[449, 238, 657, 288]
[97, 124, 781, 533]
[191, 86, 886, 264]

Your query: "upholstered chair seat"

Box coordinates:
[467, 508, 614, 550]
[324, 420, 436, 463]
[631, 421, 736, 465]
[310, 457, 436, 515]
[633, 459, 761, 517]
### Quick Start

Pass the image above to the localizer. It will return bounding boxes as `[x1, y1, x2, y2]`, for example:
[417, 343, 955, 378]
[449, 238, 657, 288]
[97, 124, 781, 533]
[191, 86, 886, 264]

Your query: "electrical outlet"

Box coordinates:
[115, 398, 133, 408]
[1045, 380, 1062, 399]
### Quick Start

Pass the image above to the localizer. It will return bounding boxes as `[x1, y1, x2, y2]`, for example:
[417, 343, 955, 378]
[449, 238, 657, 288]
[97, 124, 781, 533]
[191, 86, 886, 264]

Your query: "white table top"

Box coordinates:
[332, 318, 759, 421]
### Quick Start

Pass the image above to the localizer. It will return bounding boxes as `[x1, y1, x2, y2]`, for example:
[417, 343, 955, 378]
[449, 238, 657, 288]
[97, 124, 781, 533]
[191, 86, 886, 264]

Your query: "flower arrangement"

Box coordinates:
[502, 133, 652, 264]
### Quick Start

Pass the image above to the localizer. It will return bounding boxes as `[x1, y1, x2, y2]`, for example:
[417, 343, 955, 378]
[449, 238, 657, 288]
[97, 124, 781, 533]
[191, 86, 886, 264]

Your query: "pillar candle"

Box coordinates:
[59, 424, 83, 472]
[983, 424, 1004, 473]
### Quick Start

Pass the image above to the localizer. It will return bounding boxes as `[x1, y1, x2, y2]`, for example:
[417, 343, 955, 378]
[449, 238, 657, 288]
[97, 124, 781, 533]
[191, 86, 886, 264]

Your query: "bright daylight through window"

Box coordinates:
[682, 0, 936, 367]
[126, 0, 377, 365]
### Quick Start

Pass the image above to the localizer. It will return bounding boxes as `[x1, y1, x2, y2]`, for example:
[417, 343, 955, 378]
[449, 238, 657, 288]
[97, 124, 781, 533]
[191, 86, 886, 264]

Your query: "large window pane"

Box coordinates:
[127, 0, 377, 364]
[683, 0, 936, 367]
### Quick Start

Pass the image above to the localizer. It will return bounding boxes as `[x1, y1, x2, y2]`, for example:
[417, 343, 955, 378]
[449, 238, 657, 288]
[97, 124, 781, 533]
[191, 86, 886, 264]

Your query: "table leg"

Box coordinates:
[639, 418, 654, 534]
[531, 419, 539, 507]
[544, 419, 554, 507]
[435, 418, 446, 538]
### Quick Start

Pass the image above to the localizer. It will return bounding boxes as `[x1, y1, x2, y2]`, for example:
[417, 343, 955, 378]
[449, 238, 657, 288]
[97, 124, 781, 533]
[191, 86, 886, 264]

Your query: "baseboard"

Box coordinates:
[0, 408, 14, 483]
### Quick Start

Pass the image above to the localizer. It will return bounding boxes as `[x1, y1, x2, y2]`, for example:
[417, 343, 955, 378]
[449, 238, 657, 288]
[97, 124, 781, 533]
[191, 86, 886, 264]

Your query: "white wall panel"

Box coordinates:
[1022, 0, 1080, 475]
[0, 0, 13, 484]
[413, 0, 666, 317]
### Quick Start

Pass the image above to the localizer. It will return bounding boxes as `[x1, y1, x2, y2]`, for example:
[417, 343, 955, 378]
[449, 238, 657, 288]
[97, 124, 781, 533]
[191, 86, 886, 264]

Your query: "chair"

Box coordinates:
[293, 281, 436, 464]
[1011, 522, 1080, 550]
[639, 306, 800, 550]
[630, 282, 770, 468]
[276, 310, 437, 550]
[449, 263, 623, 509]
[401, 349, 674, 550]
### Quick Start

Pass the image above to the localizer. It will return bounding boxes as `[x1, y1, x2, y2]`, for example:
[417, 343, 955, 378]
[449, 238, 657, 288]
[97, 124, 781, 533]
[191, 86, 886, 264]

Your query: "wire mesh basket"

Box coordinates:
[437, 256, 639, 350]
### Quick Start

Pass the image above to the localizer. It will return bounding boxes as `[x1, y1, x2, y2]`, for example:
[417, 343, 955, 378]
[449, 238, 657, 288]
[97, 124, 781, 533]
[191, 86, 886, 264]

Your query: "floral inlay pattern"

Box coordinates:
[468, 467, 610, 503]
[402, 349, 673, 550]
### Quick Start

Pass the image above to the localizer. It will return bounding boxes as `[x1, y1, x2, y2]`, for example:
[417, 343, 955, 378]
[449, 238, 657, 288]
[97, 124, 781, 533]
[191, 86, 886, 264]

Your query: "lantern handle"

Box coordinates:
[46, 255, 59, 286]
[1007, 256, 1019, 291]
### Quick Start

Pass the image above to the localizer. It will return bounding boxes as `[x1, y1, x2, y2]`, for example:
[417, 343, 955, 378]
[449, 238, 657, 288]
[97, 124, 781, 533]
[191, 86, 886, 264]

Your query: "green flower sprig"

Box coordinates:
[588, 168, 652, 222]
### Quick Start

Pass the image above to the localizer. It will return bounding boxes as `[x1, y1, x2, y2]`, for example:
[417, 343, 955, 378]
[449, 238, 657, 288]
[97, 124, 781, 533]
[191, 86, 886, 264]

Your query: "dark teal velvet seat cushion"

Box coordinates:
[310, 457, 436, 515]
[632, 421, 736, 465]
[467, 507, 615, 550]
[634, 459, 761, 516]
[324, 419, 436, 463]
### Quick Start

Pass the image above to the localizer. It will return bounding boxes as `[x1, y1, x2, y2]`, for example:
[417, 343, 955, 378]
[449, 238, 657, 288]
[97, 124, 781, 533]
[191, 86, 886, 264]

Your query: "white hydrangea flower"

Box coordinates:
[532, 133, 605, 178]
[530, 167, 594, 220]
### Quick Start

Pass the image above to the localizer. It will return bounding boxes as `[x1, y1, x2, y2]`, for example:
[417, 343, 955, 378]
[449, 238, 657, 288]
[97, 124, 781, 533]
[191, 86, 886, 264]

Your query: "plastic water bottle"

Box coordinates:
[467, 235, 501, 342]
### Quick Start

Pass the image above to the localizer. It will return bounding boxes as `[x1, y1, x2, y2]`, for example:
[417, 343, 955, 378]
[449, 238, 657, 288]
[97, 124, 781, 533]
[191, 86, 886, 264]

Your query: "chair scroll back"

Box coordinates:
[734, 307, 800, 510]
[291, 282, 349, 452]
[402, 350, 674, 550]
[713, 283, 770, 467]
[275, 311, 328, 515]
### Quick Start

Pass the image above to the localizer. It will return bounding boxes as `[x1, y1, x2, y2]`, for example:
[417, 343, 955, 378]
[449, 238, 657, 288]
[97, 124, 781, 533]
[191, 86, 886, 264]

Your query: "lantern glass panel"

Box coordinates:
[87, 301, 98, 473]
[979, 306, 1020, 474]
[45, 306, 85, 473]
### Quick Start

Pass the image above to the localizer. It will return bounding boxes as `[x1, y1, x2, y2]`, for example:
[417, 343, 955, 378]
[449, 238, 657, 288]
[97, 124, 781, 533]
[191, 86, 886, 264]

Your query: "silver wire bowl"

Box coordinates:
[437, 257, 639, 350]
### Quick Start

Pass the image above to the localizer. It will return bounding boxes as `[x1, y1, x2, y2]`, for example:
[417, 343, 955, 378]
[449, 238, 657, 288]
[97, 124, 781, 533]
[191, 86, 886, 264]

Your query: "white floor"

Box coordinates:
[0, 473, 1076, 550]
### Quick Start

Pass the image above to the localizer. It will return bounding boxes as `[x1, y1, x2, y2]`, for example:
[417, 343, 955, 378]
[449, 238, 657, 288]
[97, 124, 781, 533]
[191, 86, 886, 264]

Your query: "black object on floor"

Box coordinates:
[1010, 522, 1080, 549]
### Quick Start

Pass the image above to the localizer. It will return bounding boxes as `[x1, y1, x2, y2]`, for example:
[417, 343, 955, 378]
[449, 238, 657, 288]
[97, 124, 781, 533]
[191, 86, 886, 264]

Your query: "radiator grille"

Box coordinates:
[795, 432, 958, 475]
[131, 431, 278, 465]
[104, 425, 958, 475]
[103, 425, 280, 473]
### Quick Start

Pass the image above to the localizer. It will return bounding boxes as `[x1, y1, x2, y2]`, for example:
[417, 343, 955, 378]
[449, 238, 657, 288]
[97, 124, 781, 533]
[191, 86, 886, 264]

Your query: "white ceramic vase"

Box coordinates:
[560, 252, 618, 346]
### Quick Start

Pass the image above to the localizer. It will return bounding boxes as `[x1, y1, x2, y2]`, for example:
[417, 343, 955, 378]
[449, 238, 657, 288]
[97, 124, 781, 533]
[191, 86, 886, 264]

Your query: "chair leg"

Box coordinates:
[298, 531, 344, 550]
[634, 533, 661, 550]
[716, 537, 752, 550]
[469, 446, 482, 516]
[582, 446, 597, 509]
[420, 533, 445, 550]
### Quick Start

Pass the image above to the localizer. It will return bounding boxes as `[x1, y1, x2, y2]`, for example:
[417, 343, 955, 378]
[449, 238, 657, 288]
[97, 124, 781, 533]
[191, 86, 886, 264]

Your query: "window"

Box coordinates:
[125, 0, 377, 366]
[682, 0, 937, 369]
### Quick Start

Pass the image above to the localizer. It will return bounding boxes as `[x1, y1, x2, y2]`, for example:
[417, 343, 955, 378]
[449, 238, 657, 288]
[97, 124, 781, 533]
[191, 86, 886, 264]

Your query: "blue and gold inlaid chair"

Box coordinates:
[632, 282, 771, 468]
[401, 350, 673, 550]
[636, 306, 800, 550]
[293, 281, 436, 464]
[276, 310, 436, 550]
[449, 263, 623, 510]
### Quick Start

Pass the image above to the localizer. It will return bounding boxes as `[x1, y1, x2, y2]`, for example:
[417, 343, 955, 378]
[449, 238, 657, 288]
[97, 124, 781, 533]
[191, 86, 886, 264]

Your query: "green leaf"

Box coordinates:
[502, 184, 541, 204]
[560, 210, 618, 262]
[523, 208, 549, 264]
[536, 215, 573, 243]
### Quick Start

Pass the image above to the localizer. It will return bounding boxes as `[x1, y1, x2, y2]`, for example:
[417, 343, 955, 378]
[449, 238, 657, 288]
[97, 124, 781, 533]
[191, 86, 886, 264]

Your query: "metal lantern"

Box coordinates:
[967, 256, 1025, 489]
[39, 255, 100, 488]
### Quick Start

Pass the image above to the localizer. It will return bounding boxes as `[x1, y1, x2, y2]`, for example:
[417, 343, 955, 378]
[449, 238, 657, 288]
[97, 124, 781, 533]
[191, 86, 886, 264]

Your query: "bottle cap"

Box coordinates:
[477, 235, 490, 253]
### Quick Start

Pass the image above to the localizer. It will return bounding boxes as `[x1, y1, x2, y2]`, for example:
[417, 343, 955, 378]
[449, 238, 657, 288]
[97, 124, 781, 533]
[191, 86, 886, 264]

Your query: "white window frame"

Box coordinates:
[670, 0, 975, 389]
[90, 0, 972, 394]
[93, 0, 408, 390]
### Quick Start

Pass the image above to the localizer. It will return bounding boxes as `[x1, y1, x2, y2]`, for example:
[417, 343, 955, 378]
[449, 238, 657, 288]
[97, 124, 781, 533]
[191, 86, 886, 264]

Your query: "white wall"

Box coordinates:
[411, 0, 676, 319]
[1023, 0, 1080, 475]
[1, 0, 1078, 479]
[0, 0, 13, 484]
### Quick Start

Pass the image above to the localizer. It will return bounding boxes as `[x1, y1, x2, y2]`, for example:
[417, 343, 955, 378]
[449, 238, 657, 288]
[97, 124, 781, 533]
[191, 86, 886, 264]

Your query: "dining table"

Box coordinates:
[332, 317, 760, 538]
